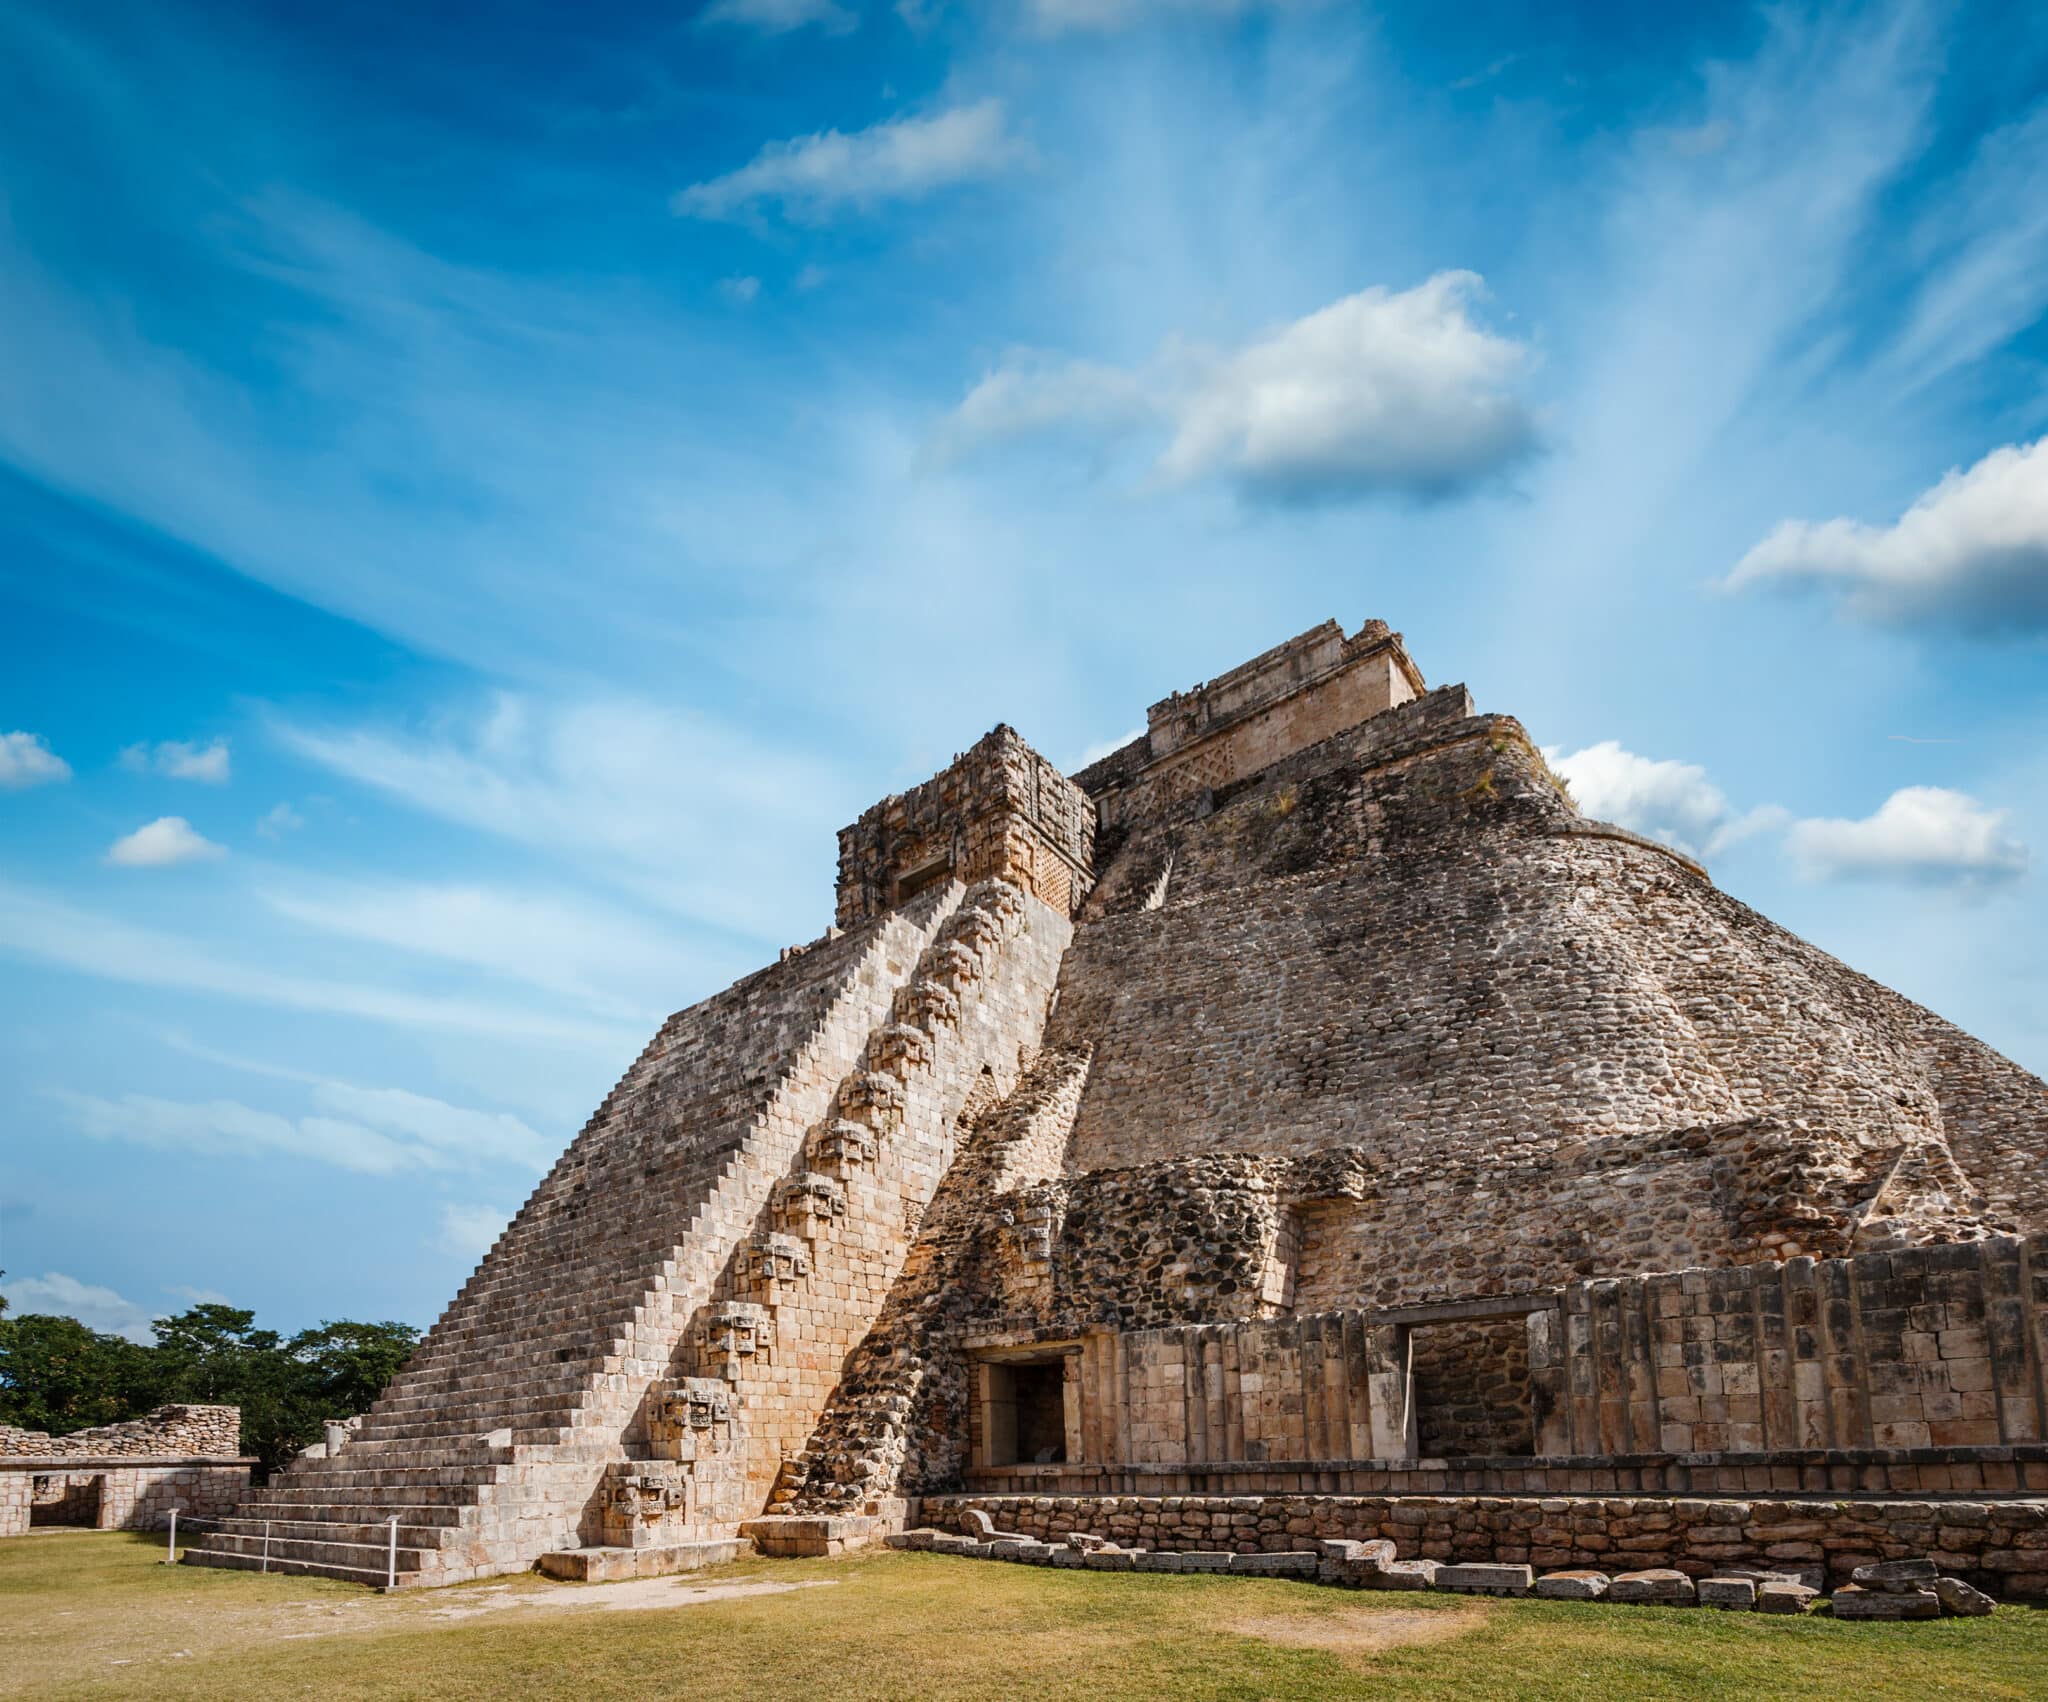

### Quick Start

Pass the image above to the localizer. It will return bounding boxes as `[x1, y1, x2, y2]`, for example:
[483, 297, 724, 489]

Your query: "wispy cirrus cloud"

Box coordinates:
[49, 1082, 549, 1177]
[0, 875, 635, 1051]
[698, 0, 856, 35]
[257, 874, 693, 1023]
[939, 273, 1540, 503]
[121, 737, 231, 783]
[271, 693, 851, 941]
[672, 99, 1028, 221]
[1726, 436, 2048, 635]
[437, 1201, 512, 1260]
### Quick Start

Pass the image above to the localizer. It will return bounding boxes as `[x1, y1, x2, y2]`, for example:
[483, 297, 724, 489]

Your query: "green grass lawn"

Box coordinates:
[6, 1530, 2047, 1701]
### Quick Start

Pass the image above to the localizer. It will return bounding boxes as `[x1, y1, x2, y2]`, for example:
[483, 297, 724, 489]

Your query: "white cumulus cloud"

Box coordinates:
[1787, 787, 2030, 888]
[699, 0, 856, 33]
[1726, 437, 2048, 633]
[941, 272, 1539, 503]
[1547, 741, 1784, 861]
[256, 802, 305, 838]
[0, 731, 71, 789]
[121, 738, 232, 783]
[1, 1271, 155, 1344]
[105, 816, 226, 868]
[673, 99, 1027, 221]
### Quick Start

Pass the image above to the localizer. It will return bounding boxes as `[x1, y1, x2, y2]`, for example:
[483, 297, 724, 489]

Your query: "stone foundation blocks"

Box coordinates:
[1436, 1562, 1534, 1597]
[1697, 1577, 1757, 1610]
[1608, 1569, 1697, 1606]
[1533, 1570, 1609, 1600]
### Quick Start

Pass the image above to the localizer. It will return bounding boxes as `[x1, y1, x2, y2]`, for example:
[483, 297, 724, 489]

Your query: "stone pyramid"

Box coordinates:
[186, 620, 2047, 1585]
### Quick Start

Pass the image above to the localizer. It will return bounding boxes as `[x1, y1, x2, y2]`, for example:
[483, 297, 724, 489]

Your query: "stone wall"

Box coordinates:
[1077, 620, 1423, 836]
[0, 1405, 240, 1461]
[1546, 1235, 2048, 1457]
[1412, 1320, 1533, 1458]
[836, 727, 1095, 930]
[2, 1462, 251, 1537]
[924, 1490, 2048, 1599]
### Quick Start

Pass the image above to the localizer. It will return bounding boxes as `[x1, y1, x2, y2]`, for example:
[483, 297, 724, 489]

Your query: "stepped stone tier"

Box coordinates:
[186, 619, 2048, 1593]
[2, 1406, 251, 1536]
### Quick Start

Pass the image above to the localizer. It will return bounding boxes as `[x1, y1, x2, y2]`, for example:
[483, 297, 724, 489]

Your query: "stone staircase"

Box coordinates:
[185, 885, 969, 1587]
[185, 877, 1073, 1587]
[583, 881, 1073, 1562]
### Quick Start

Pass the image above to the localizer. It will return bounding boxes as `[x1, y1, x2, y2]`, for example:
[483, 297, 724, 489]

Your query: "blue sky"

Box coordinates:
[3, 0, 2045, 1342]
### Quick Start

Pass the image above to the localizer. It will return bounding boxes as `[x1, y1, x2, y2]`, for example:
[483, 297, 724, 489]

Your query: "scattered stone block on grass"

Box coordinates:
[1830, 1584, 1941, 1620]
[1230, 1552, 1319, 1578]
[1436, 1563, 1533, 1596]
[1755, 1582, 1819, 1615]
[1851, 1558, 1938, 1589]
[1373, 1560, 1443, 1592]
[1698, 1577, 1757, 1610]
[1934, 1576, 1996, 1617]
[1608, 1569, 1696, 1606]
[1534, 1570, 1609, 1601]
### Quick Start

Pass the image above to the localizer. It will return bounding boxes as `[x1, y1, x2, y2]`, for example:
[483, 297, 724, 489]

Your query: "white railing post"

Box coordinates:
[261, 1519, 271, 1573]
[166, 1508, 178, 1564]
[387, 1515, 400, 1591]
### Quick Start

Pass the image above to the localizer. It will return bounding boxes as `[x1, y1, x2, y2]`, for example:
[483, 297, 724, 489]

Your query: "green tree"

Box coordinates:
[0, 1313, 161, 1434]
[290, 1320, 419, 1419]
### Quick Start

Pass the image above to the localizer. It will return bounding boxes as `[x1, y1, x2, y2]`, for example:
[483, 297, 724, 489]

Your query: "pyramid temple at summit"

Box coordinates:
[185, 620, 2048, 1594]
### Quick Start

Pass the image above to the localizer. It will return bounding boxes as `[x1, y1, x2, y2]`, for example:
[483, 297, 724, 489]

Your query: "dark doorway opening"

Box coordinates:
[30, 1473, 104, 1528]
[1011, 1361, 1067, 1464]
[979, 1355, 1071, 1466]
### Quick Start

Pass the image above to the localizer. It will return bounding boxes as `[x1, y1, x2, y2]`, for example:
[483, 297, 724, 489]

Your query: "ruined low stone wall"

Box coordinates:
[0, 1406, 242, 1461]
[1, 1461, 252, 1536]
[924, 1491, 2048, 1600]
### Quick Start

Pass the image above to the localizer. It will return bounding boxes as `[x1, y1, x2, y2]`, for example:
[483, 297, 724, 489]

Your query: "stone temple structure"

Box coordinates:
[187, 620, 2048, 1594]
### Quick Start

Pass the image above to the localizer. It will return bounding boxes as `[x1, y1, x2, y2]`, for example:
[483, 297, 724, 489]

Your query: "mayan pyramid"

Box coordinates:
[185, 619, 2048, 1586]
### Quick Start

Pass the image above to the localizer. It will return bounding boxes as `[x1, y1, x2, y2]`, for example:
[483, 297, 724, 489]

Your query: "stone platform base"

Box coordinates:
[920, 1491, 2048, 1600]
[537, 1538, 752, 1583]
[739, 1515, 879, 1558]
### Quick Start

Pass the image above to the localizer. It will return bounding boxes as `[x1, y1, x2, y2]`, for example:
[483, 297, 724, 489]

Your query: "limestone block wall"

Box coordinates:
[1052, 684, 2043, 1264]
[836, 728, 1094, 929]
[0, 1406, 241, 1461]
[1079, 621, 1423, 833]
[1548, 1235, 2048, 1457]
[926, 1491, 2048, 1599]
[988, 1238, 2048, 1477]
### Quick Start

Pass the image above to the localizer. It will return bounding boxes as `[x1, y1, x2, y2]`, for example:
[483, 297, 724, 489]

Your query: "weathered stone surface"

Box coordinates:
[1373, 1559, 1443, 1591]
[1698, 1577, 1757, 1610]
[1436, 1563, 1534, 1596]
[1831, 1583, 1941, 1620]
[1534, 1570, 1610, 1600]
[1933, 1576, 1996, 1617]
[1609, 1569, 1697, 1605]
[1851, 1557, 1938, 1590]
[1755, 1581, 1820, 1614]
